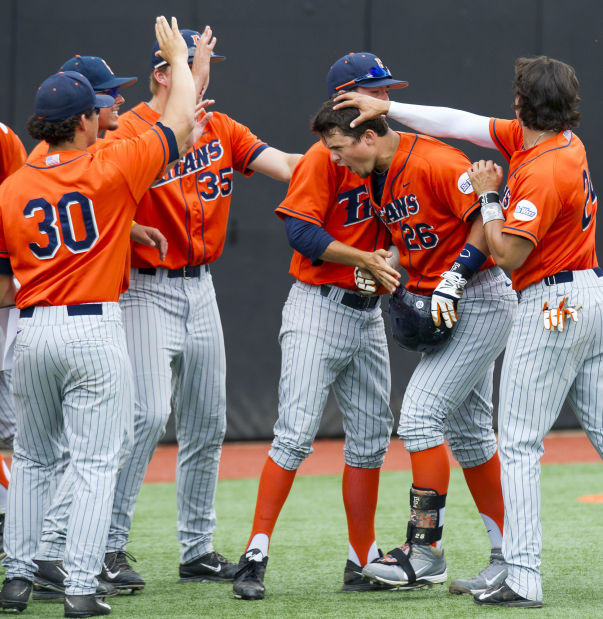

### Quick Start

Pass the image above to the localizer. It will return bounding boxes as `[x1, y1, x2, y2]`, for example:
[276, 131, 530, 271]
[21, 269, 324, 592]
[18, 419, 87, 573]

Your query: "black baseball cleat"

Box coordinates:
[474, 581, 543, 607]
[33, 559, 117, 601]
[179, 550, 239, 582]
[343, 559, 391, 592]
[0, 577, 32, 612]
[64, 593, 111, 617]
[232, 549, 268, 600]
[101, 551, 145, 592]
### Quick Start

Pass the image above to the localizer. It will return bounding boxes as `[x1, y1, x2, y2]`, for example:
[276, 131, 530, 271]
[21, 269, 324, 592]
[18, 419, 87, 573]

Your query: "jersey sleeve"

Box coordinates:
[489, 118, 523, 163]
[222, 115, 268, 176]
[502, 167, 561, 246]
[98, 124, 177, 203]
[275, 143, 338, 227]
[0, 123, 26, 182]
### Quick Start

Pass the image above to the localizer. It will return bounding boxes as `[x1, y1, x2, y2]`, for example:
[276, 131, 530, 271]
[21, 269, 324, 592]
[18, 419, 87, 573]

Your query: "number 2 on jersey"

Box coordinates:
[24, 192, 99, 259]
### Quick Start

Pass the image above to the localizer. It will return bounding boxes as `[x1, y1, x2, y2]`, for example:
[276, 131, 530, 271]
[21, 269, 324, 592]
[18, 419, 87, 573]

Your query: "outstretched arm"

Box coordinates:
[333, 91, 496, 149]
[248, 148, 302, 182]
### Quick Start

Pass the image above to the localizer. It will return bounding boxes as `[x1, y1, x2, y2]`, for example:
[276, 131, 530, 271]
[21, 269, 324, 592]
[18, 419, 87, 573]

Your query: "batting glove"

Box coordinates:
[354, 267, 378, 294]
[431, 270, 468, 329]
[542, 296, 582, 332]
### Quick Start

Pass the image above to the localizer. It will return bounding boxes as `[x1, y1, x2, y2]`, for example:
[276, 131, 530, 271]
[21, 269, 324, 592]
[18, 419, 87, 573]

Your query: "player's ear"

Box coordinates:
[153, 68, 170, 88]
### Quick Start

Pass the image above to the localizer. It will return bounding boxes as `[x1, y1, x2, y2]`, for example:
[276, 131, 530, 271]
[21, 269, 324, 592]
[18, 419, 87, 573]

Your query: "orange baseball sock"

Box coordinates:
[342, 464, 380, 566]
[0, 453, 9, 491]
[409, 444, 450, 494]
[462, 452, 504, 548]
[245, 457, 297, 555]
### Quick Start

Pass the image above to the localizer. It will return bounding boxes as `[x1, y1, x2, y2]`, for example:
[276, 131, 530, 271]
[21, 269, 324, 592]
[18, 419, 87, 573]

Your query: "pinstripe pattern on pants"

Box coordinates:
[0, 371, 15, 443]
[398, 267, 517, 467]
[1, 303, 133, 595]
[499, 269, 603, 601]
[108, 267, 226, 563]
[270, 281, 393, 471]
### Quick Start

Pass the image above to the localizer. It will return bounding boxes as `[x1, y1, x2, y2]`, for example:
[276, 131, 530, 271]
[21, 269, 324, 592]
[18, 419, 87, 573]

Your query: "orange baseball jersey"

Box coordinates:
[490, 118, 598, 290]
[27, 136, 108, 161]
[103, 104, 268, 269]
[275, 140, 390, 290]
[0, 125, 176, 308]
[369, 132, 495, 295]
[0, 122, 26, 183]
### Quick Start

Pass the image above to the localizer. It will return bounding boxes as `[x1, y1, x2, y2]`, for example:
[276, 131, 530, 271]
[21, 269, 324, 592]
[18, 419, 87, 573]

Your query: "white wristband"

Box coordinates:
[481, 201, 505, 225]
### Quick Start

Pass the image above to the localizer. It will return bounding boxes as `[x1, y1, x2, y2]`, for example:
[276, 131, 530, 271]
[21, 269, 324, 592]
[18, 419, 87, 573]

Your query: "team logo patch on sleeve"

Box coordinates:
[457, 172, 473, 195]
[513, 199, 537, 221]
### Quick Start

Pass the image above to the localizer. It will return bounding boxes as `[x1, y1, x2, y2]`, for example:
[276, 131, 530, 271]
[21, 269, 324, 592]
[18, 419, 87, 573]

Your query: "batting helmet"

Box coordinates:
[388, 287, 452, 354]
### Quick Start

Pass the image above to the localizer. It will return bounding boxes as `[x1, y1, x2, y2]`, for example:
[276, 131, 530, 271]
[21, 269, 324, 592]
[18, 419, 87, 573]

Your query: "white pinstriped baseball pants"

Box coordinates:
[2, 303, 133, 595]
[270, 281, 393, 470]
[109, 267, 226, 563]
[398, 267, 517, 467]
[499, 269, 603, 601]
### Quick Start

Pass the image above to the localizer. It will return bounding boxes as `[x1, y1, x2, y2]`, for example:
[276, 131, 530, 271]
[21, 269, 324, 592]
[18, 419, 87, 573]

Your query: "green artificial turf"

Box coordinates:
[10, 463, 602, 618]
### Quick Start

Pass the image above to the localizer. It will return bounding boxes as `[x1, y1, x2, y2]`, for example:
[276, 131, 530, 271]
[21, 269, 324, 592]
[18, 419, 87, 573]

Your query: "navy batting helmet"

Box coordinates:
[388, 287, 452, 353]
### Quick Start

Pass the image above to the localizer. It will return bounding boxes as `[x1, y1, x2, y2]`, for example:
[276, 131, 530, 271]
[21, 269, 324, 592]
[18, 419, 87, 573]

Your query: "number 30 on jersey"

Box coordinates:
[24, 192, 99, 259]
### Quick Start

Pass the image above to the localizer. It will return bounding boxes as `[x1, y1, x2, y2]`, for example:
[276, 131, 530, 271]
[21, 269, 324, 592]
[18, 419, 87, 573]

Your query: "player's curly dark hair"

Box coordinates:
[26, 108, 96, 145]
[311, 98, 388, 140]
[512, 56, 581, 131]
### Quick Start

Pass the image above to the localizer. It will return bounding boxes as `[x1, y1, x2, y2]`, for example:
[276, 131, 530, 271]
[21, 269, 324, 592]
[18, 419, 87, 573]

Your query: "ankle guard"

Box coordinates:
[406, 485, 446, 545]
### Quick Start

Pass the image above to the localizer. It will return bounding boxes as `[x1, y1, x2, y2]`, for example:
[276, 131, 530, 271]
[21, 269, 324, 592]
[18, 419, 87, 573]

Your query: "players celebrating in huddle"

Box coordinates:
[0, 12, 601, 617]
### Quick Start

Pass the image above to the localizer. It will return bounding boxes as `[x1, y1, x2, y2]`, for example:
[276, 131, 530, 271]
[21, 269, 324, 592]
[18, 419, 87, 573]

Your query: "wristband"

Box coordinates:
[449, 243, 488, 279]
[481, 201, 505, 225]
[478, 191, 500, 208]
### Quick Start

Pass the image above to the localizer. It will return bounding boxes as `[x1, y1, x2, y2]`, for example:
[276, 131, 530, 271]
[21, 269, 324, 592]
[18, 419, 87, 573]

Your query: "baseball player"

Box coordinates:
[310, 100, 517, 596]
[232, 53, 416, 602]
[0, 121, 25, 557]
[25, 54, 170, 602]
[0, 16, 202, 616]
[69, 26, 302, 589]
[335, 55, 602, 607]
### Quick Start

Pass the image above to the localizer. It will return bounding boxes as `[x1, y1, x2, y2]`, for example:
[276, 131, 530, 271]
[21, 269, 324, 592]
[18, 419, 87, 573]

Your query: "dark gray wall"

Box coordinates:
[2, 1, 601, 440]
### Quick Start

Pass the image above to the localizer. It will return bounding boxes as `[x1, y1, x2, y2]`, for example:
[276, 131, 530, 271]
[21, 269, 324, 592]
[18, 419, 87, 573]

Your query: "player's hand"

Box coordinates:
[130, 224, 168, 261]
[332, 92, 390, 128]
[355, 267, 378, 294]
[155, 16, 188, 67]
[431, 270, 468, 328]
[191, 25, 217, 98]
[467, 160, 504, 196]
[542, 296, 582, 332]
[360, 249, 401, 294]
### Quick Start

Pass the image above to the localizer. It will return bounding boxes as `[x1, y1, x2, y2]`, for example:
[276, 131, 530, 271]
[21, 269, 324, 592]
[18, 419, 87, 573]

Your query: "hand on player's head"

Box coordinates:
[332, 92, 390, 128]
[155, 16, 188, 67]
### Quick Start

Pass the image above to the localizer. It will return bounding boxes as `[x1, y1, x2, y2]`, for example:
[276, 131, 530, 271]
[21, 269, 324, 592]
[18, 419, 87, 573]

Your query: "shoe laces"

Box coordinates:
[106, 550, 137, 571]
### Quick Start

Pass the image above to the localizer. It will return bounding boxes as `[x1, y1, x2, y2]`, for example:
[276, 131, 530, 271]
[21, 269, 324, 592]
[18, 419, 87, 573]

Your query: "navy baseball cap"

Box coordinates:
[327, 52, 408, 97]
[34, 71, 115, 121]
[60, 55, 137, 91]
[151, 29, 226, 68]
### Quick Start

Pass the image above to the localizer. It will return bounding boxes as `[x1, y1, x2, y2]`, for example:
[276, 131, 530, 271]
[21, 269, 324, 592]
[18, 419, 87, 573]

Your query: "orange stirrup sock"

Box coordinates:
[246, 457, 297, 553]
[462, 452, 504, 548]
[0, 453, 9, 491]
[342, 465, 380, 566]
[409, 444, 450, 495]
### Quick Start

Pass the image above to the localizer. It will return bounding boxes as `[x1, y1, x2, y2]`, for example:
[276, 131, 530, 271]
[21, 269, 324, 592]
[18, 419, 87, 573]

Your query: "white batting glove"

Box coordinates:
[431, 270, 468, 329]
[354, 267, 378, 294]
[542, 296, 582, 332]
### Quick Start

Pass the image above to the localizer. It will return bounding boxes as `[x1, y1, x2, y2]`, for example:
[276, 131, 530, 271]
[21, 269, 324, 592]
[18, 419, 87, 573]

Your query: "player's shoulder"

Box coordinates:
[397, 132, 470, 167]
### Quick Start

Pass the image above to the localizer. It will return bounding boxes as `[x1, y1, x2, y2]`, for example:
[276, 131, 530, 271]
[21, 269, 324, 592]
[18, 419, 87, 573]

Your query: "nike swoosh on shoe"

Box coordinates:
[200, 563, 222, 573]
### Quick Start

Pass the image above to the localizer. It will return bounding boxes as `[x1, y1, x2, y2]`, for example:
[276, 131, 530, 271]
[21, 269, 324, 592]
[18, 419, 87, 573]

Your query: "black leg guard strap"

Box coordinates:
[409, 486, 447, 510]
[406, 521, 444, 545]
[386, 546, 417, 585]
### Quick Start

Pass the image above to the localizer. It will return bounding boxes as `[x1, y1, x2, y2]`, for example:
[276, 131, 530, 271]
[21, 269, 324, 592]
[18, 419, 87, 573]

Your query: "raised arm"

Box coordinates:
[191, 25, 216, 99]
[333, 92, 496, 149]
[154, 16, 198, 148]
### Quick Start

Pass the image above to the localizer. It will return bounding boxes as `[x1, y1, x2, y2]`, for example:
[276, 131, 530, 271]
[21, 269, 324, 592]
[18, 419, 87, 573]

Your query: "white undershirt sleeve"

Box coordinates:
[387, 101, 496, 150]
